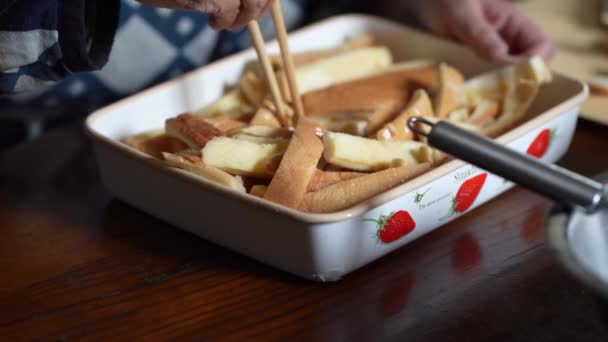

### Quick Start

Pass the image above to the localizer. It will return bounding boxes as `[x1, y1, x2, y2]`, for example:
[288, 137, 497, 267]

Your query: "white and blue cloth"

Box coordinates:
[0, 0, 311, 147]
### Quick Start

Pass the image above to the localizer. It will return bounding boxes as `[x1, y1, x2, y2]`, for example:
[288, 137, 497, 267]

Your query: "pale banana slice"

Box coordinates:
[323, 132, 424, 172]
[202, 137, 287, 178]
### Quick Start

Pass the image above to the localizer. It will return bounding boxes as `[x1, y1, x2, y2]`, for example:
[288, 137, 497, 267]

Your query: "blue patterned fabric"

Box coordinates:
[0, 0, 308, 148]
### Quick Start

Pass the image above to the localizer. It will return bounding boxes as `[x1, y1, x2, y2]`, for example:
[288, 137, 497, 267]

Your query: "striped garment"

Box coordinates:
[0, 0, 314, 148]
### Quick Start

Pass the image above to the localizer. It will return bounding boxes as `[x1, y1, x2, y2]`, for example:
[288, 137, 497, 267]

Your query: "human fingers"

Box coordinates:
[447, 1, 510, 61]
[229, 0, 273, 30]
[209, 0, 241, 30]
[483, 0, 554, 61]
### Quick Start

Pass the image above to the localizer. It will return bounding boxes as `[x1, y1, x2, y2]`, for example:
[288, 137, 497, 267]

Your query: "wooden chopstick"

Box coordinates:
[270, 0, 305, 122]
[247, 21, 290, 127]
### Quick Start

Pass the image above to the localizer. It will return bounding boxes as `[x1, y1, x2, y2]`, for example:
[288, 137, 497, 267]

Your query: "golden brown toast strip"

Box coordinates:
[448, 108, 470, 122]
[299, 163, 432, 213]
[162, 152, 246, 193]
[307, 169, 365, 192]
[203, 115, 249, 134]
[229, 125, 293, 139]
[269, 34, 376, 69]
[302, 64, 440, 116]
[468, 100, 500, 126]
[166, 113, 222, 149]
[263, 118, 324, 209]
[240, 71, 268, 106]
[193, 88, 252, 117]
[376, 89, 434, 141]
[250, 107, 283, 128]
[325, 120, 368, 136]
[435, 64, 467, 118]
[365, 109, 400, 136]
[124, 131, 188, 159]
[250, 185, 268, 198]
[481, 79, 540, 138]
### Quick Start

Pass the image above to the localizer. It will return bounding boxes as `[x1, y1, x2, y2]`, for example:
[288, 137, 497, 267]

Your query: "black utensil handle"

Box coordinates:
[414, 118, 606, 212]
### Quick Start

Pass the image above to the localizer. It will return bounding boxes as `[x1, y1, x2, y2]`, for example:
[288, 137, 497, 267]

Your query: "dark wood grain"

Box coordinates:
[1, 120, 608, 341]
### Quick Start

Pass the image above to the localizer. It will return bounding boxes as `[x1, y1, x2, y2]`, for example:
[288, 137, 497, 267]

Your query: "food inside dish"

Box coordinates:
[123, 34, 553, 214]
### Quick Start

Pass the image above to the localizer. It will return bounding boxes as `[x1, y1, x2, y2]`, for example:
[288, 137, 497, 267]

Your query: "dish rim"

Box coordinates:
[85, 14, 589, 224]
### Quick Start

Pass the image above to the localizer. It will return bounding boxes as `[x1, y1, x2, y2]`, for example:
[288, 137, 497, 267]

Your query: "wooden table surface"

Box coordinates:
[1, 120, 608, 341]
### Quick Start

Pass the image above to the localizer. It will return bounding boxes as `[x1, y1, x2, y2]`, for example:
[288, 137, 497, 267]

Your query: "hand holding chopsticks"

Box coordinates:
[247, 0, 304, 128]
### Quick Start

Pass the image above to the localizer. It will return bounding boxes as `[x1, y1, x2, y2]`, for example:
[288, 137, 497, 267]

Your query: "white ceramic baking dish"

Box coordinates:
[86, 14, 588, 282]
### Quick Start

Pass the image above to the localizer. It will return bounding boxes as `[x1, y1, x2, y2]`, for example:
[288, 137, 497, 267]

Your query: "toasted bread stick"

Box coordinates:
[250, 107, 282, 128]
[366, 109, 400, 137]
[307, 169, 365, 192]
[448, 108, 470, 123]
[269, 34, 376, 69]
[124, 131, 188, 159]
[163, 152, 246, 192]
[264, 118, 324, 208]
[194, 88, 250, 117]
[240, 71, 268, 106]
[435, 64, 467, 118]
[588, 79, 608, 96]
[203, 137, 286, 178]
[481, 77, 540, 138]
[229, 125, 293, 139]
[325, 120, 368, 136]
[468, 100, 500, 126]
[376, 89, 434, 141]
[299, 163, 432, 213]
[203, 115, 249, 134]
[302, 64, 440, 116]
[166, 113, 222, 149]
[250, 185, 268, 198]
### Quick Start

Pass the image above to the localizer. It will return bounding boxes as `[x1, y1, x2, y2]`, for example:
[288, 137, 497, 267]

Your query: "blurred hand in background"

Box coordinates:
[376, 0, 555, 63]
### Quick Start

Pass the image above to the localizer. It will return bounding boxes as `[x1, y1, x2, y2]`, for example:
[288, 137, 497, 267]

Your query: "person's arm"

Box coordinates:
[365, 0, 554, 63]
[0, 0, 120, 94]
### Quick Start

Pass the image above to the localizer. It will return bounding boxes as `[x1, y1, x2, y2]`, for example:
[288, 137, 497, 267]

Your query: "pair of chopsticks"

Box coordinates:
[247, 0, 304, 127]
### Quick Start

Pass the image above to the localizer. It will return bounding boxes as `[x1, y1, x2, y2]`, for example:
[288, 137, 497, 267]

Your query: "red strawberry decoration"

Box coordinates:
[370, 211, 416, 244]
[451, 233, 483, 276]
[526, 128, 555, 158]
[451, 173, 488, 215]
[378, 273, 415, 317]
